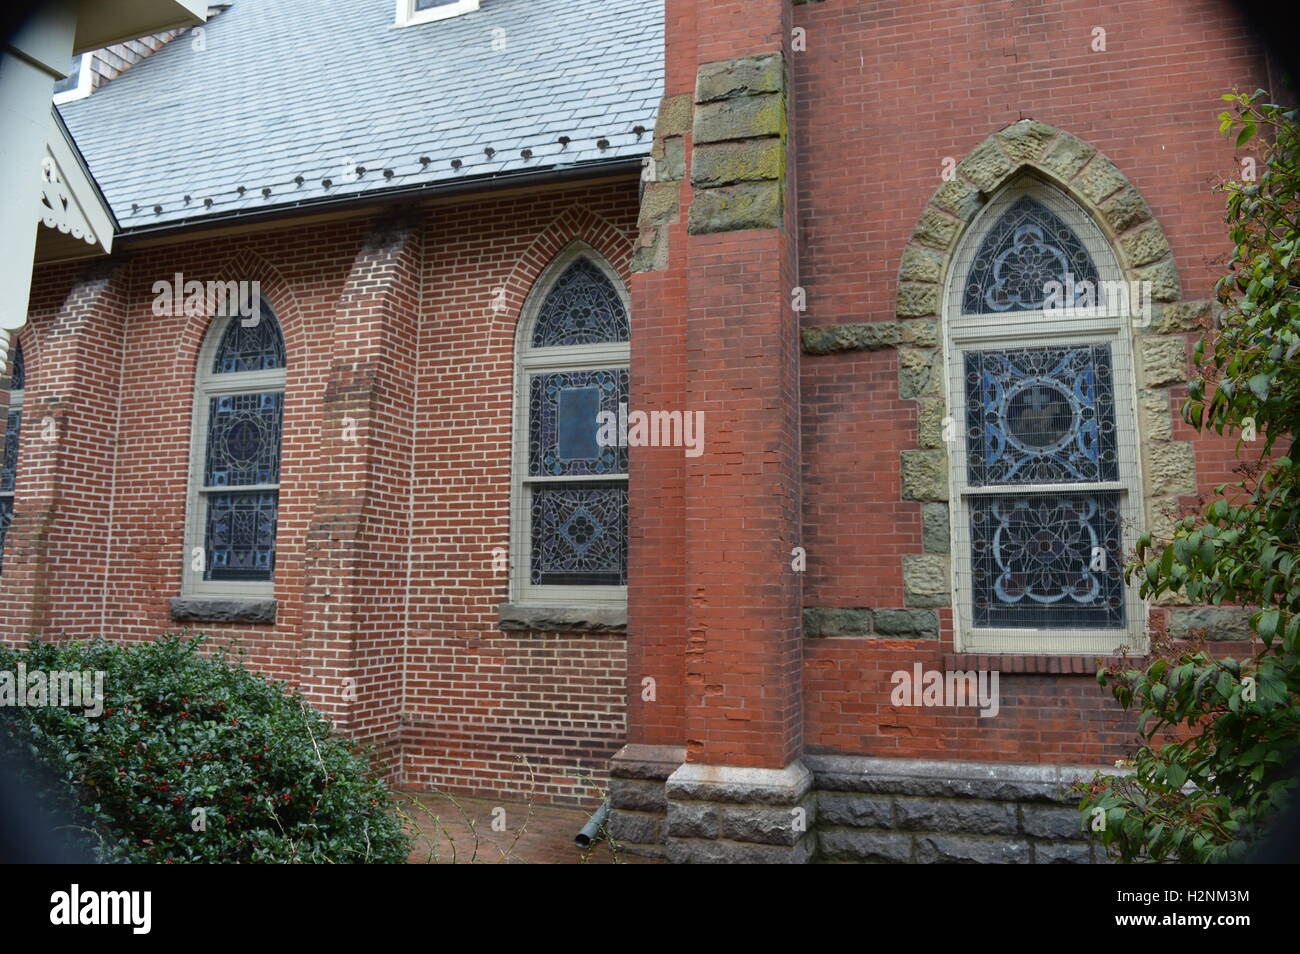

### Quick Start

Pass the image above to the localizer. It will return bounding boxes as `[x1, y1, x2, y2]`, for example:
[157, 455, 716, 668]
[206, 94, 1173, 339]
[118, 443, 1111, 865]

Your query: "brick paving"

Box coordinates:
[399, 791, 662, 864]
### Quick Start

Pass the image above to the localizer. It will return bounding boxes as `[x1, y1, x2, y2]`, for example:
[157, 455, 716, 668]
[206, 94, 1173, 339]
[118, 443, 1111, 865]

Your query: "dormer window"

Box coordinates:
[395, 0, 480, 27]
[52, 53, 94, 104]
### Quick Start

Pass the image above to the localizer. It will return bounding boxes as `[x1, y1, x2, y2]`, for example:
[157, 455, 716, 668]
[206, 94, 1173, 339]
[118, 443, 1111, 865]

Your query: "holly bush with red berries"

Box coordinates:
[0, 634, 410, 863]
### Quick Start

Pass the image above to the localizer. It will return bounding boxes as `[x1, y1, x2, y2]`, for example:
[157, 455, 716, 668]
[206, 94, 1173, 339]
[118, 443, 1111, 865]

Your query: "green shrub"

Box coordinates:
[1077, 90, 1300, 863]
[0, 634, 410, 863]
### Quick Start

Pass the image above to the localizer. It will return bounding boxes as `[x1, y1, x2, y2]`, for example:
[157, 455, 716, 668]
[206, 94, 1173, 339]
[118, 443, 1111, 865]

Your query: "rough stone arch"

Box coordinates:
[800, 121, 1210, 639]
[889, 121, 1201, 625]
[895, 119, 1181, 322]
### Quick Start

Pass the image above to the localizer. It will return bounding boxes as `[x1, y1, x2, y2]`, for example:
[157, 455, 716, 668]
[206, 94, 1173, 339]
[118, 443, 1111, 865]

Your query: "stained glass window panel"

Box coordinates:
[0, 498, 12, 575]
[531, 259, 630, 348]
[204, 392, 283, 487]
[204, 491, 278, 581]
[9, 344, 24, 391]
[530, 482, 627, 586]
[529, 368, 628, 477]
[964, 344, 1118, 486]
[970, 491, 1125, 629]
[961, 196, 1100, 314]
[2, 410, 20, 494]
[213, 310, 285, 373]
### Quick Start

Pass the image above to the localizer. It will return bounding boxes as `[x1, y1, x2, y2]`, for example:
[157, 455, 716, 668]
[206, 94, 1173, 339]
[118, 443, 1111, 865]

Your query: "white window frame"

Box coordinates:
[509, 242, 630, 608]
[943, 178, 1147, 655]
[394, 0, 480, 27]
[182, 308, 285, 598]
[52, 53, 94, 104]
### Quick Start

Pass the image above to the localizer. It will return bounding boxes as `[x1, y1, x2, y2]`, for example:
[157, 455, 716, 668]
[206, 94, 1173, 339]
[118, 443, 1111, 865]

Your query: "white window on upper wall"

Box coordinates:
[52, 53, 94, 104]
[0, 344, 25, 574]
[510, 243, 630, 607]
[944, 176, 1146, 655]
[395, 0, 480, 27]
[183, 302, 286, 597]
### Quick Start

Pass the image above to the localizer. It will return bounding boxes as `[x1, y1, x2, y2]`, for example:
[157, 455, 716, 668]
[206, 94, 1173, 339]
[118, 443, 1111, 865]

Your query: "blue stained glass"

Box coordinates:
[558, 387, 601, 460]
[970, 491, 1125, 628]
[9, 344, 24, 391]
[962, 196, 1100, 314]
[529, 368, 628, 477]
[213, 308, 285, 373]
[531, 258, 629, 348]
[0, 498, 12, 575]
[964, 344, 1117, 486]
[530, 482, 627, 586]
[204, 490, 278, 581]
[2, 409, 19, 494]
[204, 392, 283, 487]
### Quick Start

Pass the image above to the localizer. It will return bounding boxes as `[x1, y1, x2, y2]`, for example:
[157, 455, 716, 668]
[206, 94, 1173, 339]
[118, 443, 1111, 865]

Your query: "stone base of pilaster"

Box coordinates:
[607, 744, 684, 860]
[664, 760, 816, 864]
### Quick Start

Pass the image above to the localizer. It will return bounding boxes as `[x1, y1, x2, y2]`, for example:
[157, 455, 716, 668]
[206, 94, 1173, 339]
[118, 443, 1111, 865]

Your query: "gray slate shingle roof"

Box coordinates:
[58, 0, 662, 230]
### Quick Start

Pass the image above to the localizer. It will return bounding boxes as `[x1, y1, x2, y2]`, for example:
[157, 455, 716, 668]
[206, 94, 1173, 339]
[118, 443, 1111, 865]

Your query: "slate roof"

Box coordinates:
[57, 0, 662, 231]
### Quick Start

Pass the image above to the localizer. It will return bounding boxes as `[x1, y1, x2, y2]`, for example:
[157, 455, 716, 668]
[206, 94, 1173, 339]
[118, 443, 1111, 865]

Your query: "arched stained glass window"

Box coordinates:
[513, 247, 630, 602]
[186, 304, 285, 593]
[530, 258, 631, 348]
[960, 195, 1100, 314]
[944, 179, 1143, 654]
[212, 310, 285, 373]
[0, 343, 25, 574]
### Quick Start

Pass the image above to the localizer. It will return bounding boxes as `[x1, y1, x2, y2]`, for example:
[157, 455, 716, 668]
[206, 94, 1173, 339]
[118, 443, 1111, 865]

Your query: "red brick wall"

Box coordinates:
[793, 0, 1270, 764]
[6, 179, 640, 805]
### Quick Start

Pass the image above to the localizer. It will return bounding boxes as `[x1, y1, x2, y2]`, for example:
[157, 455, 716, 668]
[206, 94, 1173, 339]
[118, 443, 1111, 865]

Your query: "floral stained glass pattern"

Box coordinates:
[1, 409, 19, 495]
[964, 344, 1118, 486]
[0, 499, 11, 575]
[529, 368, 628, 477]
[9, 344, 24, 391]
[530, 482, 627, 586]
[970, 491, 1125, 628]
[212, 309, 285, 373]
[204, 491, 278, 581]
[530, 258, 630, 348]
[961, 196, 1100, 314]
[204, 392, 283, 487]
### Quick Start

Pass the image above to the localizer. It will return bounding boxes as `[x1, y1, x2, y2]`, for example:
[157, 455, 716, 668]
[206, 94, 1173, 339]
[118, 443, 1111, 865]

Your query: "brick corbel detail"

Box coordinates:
[298, 210, 421, 758]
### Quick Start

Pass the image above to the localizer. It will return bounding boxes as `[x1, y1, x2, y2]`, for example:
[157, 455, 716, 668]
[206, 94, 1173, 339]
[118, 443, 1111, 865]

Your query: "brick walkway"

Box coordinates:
[398, 791, 662, 864]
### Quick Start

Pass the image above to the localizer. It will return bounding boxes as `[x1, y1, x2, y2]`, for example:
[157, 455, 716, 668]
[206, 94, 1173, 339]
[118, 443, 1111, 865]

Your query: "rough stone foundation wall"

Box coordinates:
[610, 748, 1112, 863]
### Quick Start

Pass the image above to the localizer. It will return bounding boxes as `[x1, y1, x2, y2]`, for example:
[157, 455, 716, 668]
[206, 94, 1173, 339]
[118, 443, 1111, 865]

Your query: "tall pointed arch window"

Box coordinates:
[0, 344, 25, 574]
[184, 303, 285, 595]
[944, 179, 1144, 654]
[511, 245, 630, 606]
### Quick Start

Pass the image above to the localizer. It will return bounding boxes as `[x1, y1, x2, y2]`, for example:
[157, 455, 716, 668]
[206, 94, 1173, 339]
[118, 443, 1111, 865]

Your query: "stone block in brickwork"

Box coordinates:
[687, 181, 782, 233]
[695, 53, 784, 103]
[803, 606, 873, 638]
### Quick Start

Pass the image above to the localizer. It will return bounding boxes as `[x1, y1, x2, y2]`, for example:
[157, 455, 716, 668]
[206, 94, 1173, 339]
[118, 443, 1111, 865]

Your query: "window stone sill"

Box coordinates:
[498, 603, 627, 634]
[942, 653, 1139, 675]
[170, 597, 277, 624]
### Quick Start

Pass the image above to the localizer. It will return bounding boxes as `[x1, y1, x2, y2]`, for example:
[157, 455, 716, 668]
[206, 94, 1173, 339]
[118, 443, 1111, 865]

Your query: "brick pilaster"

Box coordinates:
[0, 260, 129, 641]
[629, 0, 803, 773]
[298, 211, 422, 764]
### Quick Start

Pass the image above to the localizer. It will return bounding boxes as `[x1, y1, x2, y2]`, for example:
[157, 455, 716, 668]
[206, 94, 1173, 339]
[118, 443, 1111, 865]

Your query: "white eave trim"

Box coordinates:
[39, 112, 116, 255]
